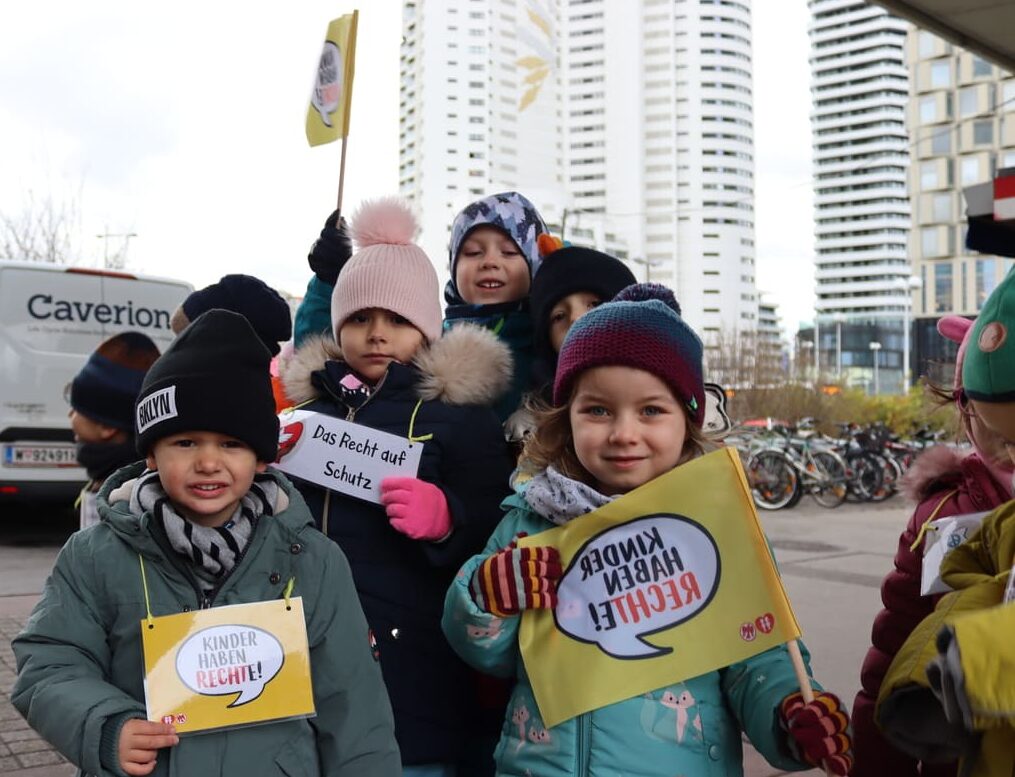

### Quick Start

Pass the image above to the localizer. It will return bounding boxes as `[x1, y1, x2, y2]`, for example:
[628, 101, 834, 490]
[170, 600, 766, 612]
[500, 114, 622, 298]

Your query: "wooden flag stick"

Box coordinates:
[786, 639, 836, 777]
[336, 135, 349, 213]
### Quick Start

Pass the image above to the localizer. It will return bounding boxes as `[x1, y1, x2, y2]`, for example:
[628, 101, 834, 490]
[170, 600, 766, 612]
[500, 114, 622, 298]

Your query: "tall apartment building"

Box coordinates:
[906, 29, 1015, 383]
[399, 0, 564, 291]
[809, 0, 911, 393]
[399, 0, 759, 337]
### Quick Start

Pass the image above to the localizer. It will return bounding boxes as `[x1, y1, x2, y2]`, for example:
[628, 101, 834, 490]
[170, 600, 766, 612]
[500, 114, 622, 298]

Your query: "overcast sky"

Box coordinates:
[0, 0, 816, 335]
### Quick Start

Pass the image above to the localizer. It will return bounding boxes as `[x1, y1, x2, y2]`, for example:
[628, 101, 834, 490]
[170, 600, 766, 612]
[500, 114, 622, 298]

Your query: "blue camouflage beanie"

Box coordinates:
[445, 191, 547, 304]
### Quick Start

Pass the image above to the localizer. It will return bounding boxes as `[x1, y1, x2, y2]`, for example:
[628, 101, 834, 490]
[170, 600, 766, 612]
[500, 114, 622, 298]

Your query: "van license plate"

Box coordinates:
[4, 445, 78, 468]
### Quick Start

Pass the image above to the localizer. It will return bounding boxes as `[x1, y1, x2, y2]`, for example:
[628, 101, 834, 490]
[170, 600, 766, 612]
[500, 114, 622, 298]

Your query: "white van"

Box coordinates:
[0, 261, 191, 504]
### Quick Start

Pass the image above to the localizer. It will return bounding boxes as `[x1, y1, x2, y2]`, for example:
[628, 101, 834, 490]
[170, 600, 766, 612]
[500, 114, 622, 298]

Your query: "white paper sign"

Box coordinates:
[271, 409, 423, 504]
[920, 511, 988, 596]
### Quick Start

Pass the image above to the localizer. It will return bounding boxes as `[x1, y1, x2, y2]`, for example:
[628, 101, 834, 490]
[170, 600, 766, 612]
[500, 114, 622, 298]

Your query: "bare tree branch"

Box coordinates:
[0, 189, 79, 264]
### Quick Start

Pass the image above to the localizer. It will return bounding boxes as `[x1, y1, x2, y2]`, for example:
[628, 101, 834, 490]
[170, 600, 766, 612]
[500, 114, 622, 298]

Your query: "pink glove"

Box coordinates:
[380, 477, 453, 541]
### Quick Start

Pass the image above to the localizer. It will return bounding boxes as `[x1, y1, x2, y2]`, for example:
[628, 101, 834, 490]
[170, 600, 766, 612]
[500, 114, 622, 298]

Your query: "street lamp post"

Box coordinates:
[869, 341, 882, 396]
[896, 276, 923, 392]
[631, 257, 664, 283]
[833, 313, 845, 379]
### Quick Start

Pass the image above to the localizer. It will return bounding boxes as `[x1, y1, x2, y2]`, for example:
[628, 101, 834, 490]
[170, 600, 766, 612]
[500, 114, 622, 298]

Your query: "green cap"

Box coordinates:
[963, 268, 1015, 402]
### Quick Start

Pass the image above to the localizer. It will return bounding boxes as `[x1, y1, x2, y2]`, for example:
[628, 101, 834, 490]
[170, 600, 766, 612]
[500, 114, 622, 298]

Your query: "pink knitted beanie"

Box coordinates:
[331, 197, 442, 343]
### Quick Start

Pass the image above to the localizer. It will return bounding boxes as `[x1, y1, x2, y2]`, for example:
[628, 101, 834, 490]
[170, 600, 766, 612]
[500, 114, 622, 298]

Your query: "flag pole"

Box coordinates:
[337, 136, 349, 213]
[335, 9, 358, 215]
[786, 639, 835, 777]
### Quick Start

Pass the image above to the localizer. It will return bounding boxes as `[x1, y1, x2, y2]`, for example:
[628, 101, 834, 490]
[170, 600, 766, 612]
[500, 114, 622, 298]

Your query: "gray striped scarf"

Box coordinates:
[130, 470, 278, 590]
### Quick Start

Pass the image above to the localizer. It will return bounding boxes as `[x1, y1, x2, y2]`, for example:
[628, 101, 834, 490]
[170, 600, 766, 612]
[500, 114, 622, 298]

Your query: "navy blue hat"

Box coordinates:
[529, 245, 637, 360]
[69, 332, 161, 431]
[176, 274, 291, 356]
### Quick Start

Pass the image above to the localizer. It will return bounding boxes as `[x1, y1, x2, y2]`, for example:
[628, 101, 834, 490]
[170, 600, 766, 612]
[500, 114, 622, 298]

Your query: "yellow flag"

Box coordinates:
[518, 447, 801, 728]
[306, 11, 358, 147]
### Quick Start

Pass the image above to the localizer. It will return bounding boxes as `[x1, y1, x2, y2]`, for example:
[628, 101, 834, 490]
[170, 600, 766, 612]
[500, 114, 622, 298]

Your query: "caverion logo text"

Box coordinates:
[27, 294, 172, 330]
[137, 386, 178, 433]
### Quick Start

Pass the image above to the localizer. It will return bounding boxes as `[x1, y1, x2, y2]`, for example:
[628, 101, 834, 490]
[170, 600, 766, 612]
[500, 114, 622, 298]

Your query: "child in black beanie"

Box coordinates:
[13, 309, 399, 777]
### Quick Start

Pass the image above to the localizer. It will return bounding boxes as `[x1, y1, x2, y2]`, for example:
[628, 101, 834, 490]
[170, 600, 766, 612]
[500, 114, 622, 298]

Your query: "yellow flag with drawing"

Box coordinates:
[306, 11, 358, 147]
[518, 447, 800, 728]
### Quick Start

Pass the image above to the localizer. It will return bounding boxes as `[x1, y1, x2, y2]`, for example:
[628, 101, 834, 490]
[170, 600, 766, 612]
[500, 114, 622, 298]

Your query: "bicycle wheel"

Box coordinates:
[846, 452, 883, 502]
[809, 450, 848, 508]
[747, 449, 799, 510]
[865, 453, 899, 503]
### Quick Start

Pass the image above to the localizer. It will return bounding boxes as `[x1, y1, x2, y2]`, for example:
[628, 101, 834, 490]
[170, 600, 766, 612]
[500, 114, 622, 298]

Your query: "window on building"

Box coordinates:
[972, 57, 993, 78]
[935, 262, 953, 313]
[959, 87, 979, 117]
[1003, 151, 1015, 169]
[932, 192, 951, 222]
[931, 127, 951, 154]
[918, 31, 937, 58]
[961, 156, 981, 184]
[920, 160, 939, 189]
[976, 258, 997, 309]
[973, 120, 993, 145]
[1004, 81, 1015, 107]
[920, 95, 937, 124]
[930, 60, 952, 89]
[922, 227, 940, 257]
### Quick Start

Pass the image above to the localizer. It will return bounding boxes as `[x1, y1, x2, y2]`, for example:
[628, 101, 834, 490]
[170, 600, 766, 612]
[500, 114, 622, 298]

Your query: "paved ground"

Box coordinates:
[0, 496, 911, 776]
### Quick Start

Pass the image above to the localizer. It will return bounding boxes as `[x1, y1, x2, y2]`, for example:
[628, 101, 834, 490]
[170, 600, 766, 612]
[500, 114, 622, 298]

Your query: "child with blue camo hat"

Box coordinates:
[443, 191, 548, 423]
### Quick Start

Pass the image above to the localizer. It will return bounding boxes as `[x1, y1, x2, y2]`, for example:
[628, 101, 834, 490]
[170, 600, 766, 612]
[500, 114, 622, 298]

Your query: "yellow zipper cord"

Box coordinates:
[279, 398, 316, 415]
[138, 555, 155, 629]
[283, 578, 295, 611]
[407, 397, 434, 443]
[910, 489, 959, 552]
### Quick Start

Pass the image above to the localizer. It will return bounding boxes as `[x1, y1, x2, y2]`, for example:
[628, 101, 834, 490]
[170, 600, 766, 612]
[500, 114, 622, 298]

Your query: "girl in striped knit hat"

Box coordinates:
[443, 283, 854, 777]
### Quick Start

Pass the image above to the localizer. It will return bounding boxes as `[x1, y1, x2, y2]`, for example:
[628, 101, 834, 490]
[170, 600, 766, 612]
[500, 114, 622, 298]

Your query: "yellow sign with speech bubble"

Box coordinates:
[141, 598, 315, 734]
[518, 447, 801, 728]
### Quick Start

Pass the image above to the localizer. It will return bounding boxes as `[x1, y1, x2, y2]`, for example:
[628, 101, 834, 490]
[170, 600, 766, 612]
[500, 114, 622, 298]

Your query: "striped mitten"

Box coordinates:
[780, 691, 853, 776]
[470, 544, 562, 617]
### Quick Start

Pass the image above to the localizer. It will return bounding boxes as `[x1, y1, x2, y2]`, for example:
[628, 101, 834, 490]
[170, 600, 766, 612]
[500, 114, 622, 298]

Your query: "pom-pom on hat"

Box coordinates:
[529, 244, 637, 359]
[135, 309, 279, 462]
[445, 191, 547, 304]
[174, 274, 292, 356]
[553, 283, 705, 427]
[69, 332, 161, 431]
[331, 197, 442, 343]
[937, 315, 974, 397]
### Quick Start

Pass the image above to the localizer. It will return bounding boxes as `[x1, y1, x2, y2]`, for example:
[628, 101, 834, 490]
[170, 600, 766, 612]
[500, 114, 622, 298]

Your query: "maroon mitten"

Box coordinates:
[780, 691, 853, 776]
[470, 544, 562, 617]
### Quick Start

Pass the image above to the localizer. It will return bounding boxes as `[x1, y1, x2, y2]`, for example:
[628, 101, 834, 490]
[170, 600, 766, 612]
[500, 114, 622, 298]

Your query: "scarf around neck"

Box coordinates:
[130, 470, 279, 589]
[523, 465, 615, 526]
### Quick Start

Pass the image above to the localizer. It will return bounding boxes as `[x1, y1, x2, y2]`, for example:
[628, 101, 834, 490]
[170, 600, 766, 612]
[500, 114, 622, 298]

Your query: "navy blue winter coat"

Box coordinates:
[281, 324, 514, 766]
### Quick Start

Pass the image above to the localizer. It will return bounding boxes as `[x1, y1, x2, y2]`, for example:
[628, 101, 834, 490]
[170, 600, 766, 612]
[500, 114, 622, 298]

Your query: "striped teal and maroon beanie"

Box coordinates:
[553, 283, 705, 427]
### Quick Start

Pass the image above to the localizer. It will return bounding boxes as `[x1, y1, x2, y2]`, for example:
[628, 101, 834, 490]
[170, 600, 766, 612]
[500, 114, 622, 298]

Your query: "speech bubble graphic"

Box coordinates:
[553, 514, 720, 659]
[311, 41, 343, 127]
[175, 624, 285, 707]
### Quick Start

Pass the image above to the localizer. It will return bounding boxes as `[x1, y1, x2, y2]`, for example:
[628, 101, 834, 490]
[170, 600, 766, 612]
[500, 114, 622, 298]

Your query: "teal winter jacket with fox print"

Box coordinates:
[442, 483, 818, 777]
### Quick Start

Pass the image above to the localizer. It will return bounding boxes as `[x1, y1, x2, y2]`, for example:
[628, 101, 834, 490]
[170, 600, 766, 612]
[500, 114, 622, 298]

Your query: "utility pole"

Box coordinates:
[97, 227, 138, 270]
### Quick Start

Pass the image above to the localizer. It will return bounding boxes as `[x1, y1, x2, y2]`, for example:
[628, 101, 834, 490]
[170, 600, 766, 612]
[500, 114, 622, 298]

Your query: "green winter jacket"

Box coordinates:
[11, 463, 400, 777]
[442, 491, 814, 777]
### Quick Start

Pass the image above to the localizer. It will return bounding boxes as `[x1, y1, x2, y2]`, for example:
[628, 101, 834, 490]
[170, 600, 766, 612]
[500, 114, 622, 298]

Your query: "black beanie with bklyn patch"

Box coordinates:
[135, 309, 279, 462]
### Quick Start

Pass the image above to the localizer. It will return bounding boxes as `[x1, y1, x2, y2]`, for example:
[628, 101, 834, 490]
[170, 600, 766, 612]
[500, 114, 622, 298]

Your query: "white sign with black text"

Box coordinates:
[271, 409, 423, 505]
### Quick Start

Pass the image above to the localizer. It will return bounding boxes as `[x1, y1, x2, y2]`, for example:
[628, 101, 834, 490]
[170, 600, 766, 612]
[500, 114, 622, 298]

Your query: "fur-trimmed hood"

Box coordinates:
[901, 444, 1011, 507]
[280, 322, 513, 407]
